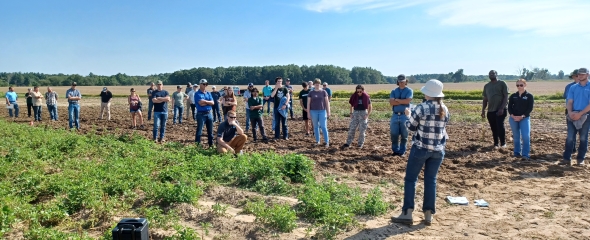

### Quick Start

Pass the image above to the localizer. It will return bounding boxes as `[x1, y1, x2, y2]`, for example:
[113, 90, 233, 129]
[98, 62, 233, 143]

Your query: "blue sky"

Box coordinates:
[1, 0, 588, 76]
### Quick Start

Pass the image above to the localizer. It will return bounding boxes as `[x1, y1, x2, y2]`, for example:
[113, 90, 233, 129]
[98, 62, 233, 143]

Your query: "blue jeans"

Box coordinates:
[310, 110, 329, 144]
[509, 117, 531, 157]
[152, 112, 168, 140]
[68, 103, 80, 129]
[173, 105, 184, 124]
[245, 108, 251, 130]
[390, 114, 409, 154]
[213, 103, 221, 122]
[7, 102, 19, 117]
[33, 106, 42, 121]
[264, 98, 273, 114]
[564, 116, 590, 162]
[403, 145, 445, 214]
[273, 107, 288, 139]
[47, 104, 58, 120]
[288, 99, 293, 118]
[147, 101, 154, 120]
[195, 112, 214, 145]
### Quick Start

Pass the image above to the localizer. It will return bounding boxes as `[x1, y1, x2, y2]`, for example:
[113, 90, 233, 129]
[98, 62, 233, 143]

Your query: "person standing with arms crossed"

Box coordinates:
[248, 88, 268, 142]
[390, 74, 413, 156]
[562, 68, 590, 166]
[194, 79, 215, 147]
[211, 86, 222, 123]
[481, 70, 509, 148]
[188, 84, 199, 121]
[31, 86, 43, 121]
[299, 82, 311, 136]
[66, 82, 82, 130]
[5, 86, 19, 118]
[243, 83, 255, 131]
[45, 87, 58, 121]
[172, 85, 188, 125]
[25, 88, 33, 118]
[151, 81, 170, 143]
[146, 82, 155, 121]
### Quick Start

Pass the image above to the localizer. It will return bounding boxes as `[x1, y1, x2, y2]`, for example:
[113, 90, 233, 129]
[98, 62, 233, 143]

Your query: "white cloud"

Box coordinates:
[304, 0, 590, 35]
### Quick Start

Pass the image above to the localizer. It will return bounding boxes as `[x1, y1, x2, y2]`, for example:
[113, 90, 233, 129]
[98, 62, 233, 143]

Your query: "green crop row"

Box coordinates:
[0, 120, 391, 239]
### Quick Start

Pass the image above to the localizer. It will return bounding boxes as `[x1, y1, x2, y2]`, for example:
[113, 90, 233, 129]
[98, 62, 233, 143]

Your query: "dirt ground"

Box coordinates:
[2, 98, 589, 239]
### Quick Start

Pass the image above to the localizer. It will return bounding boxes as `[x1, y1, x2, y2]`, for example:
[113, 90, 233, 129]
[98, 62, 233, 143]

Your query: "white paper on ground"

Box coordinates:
[446, 196, 469, 205]
[474, 199, 489, 207]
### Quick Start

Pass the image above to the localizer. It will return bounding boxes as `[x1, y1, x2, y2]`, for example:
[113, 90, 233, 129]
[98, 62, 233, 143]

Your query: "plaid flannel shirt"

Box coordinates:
[405, 100, 450, 152]
[45, 91, 58, 105]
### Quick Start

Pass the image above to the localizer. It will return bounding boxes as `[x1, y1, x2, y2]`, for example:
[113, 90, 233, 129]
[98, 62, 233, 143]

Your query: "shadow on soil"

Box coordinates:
[343, 222, 426, 240]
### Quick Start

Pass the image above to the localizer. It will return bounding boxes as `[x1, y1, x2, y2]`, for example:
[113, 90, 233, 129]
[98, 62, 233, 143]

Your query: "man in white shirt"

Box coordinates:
[188, 84, 198, 121]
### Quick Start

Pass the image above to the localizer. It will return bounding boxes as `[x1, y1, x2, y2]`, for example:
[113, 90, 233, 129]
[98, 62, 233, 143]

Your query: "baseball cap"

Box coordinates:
[199, 79, 208, 84]
[570, 69, 579, 79]
[397, 74, 407, 81]
[286, 78, 290, 81]
[102, 87, 107, 92]
[578, 68, 589, 75]
[177, 85, 182, 89]
[193, 84, 198, 87]
[212, 86, 216, 89]
[72, 82, 77, 86]
[156, 80, 163, 85]
[248, 83, 254, 87]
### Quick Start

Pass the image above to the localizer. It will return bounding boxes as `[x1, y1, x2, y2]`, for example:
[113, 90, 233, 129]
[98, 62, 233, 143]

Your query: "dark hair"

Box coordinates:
[130, 88, 136, 92]
[302, 82, 308, 88]
[275, 77, 283, 83]
[251, 87, 259, 93]
[355, 84, 364, 91]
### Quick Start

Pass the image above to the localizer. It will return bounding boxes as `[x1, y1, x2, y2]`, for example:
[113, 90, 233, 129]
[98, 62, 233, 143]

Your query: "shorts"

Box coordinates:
[302, 110, 308, 120]
[130, 109, 141, 113]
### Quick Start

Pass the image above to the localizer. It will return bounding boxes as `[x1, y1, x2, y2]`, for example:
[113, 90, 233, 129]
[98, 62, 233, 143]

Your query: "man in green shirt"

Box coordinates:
[172, 85, 188, 124]
[481, 70, 509, 148]
[248, 87, 268, 142]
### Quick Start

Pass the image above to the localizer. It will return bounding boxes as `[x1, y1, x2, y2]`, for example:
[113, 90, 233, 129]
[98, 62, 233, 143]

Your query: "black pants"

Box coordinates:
[251, 117, 267, 140]
[27, 103, 33, 117]
[190, 104, 196, 120]
[486, 110, 507, 146]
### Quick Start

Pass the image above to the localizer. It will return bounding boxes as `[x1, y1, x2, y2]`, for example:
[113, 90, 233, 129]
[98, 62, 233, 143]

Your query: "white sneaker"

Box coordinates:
[239, 150, 244, 155]
[325, 143, 330, 148]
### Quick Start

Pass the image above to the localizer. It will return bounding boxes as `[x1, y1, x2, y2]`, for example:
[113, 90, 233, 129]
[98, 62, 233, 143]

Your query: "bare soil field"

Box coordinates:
[8, 81, 570, 96]
[2, 97, 589, 239]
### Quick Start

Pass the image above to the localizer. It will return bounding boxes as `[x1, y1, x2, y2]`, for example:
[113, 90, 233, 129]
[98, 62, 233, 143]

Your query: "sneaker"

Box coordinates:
[558, 161, 571, 166]
[154, 139, 159, 143]
[391, 209, 413, 225]
[305, 133, 310, 136]
[139, 125, 144, 129]
[577, 161, 585, 166]
[358, 145, 364, 149]
[522, 156, 530, 161]
[325, 143, 330, 148]
[501, 144, 507, 148]
[315, 142, 321, 146]
[341, 144, 350, 149]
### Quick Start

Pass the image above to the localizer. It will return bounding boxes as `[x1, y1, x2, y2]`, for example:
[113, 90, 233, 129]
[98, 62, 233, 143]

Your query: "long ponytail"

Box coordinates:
[435, 97, 446, 119]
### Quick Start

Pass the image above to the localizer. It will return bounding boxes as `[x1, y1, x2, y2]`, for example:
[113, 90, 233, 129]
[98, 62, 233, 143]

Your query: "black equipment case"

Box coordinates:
[112, 218, 149, 240]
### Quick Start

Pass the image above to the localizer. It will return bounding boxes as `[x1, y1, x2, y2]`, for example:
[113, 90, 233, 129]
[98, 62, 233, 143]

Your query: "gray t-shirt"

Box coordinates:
[309, 90, 328, 111]
[483, 80, 509, 112]
[172, 92, 187, 107]
[243, 90, 251, 108]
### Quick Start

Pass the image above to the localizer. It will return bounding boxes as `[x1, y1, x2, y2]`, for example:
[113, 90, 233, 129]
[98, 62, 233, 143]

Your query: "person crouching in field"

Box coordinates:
[128, 88, 145, 129]
[342, 85, 372, 149]
[217, 110, 247, 155]
[508, 79, 534, 160]
[248, 87, 268, 142]
[392, 79, 449, 226]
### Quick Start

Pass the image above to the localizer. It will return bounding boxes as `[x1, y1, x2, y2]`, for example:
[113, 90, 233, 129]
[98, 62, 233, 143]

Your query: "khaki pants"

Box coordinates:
[217, 135, 247, 154]
[100, 102, 111, 120]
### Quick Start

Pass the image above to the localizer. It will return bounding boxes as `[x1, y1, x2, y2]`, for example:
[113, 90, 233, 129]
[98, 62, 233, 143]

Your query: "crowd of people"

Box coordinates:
[4, 68, 590, 225]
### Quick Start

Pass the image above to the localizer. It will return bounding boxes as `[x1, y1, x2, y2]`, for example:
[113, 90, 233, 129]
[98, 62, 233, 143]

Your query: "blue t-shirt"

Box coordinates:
[567, 83, 590, 112]
[5, 92, 17, 102]
[564, 82, 577, 100]
[194, 90, 213, 112]
[66, 88, 82, 104]
[152, 90, 170, 113]
[390, 87, 413, 113]
[211, 91, 221, 104]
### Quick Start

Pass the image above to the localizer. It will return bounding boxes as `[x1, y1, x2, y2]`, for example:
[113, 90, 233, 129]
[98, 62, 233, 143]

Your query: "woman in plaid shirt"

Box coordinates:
[392, 79, 450, 226]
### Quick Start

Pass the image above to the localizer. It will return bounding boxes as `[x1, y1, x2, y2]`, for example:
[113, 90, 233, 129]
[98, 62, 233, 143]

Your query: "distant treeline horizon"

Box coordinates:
[0, 65, 567, 87]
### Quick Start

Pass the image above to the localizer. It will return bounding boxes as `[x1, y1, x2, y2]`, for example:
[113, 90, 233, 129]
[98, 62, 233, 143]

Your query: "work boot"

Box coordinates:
[424, 210, 433, 226]
[391, 209, 413, 224]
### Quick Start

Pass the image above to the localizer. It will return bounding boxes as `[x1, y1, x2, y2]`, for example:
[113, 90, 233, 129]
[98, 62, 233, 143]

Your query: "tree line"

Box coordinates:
[0, 65, 566, 87]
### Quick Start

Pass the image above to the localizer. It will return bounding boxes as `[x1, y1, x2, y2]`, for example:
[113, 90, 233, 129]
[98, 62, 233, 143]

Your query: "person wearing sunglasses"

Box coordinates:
[151, 80, 170, 143]
[563, 68, 590, 166]
[128, 88, 145, 129]
[507, 79, 534, 160]
[342, 85, 372, 149]
[194, 79, 215, 147]
[564, 69, 580, 154]
[216, 110, 247, 155]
